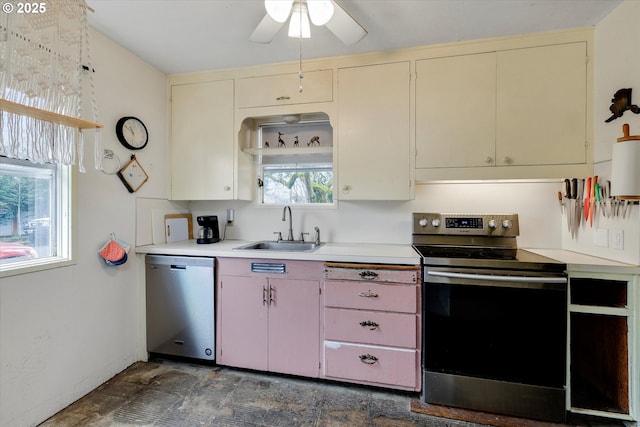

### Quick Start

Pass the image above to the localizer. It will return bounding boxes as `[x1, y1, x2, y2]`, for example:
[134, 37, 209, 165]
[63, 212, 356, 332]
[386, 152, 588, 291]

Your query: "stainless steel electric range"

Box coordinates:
[412, 212, 568, 423]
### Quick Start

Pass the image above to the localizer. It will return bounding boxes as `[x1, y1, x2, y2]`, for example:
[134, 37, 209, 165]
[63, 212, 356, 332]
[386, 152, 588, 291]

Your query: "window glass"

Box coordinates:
[257, 121, 334, 206]
[262, 163, 333, 204]
[0, 157, 71, 271]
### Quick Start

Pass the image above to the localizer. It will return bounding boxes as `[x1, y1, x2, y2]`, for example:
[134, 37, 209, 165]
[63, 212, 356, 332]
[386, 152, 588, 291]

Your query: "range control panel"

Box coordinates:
[412, 213, 519, 237]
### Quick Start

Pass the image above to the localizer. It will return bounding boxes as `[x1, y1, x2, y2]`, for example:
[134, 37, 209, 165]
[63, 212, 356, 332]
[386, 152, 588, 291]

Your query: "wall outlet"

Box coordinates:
[594, 228, 608, 248]
[226, 208, 235, 225]
[612, 229, 624, 250]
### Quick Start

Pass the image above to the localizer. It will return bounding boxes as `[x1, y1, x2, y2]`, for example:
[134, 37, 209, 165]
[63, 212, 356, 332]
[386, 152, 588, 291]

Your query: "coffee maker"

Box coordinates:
[196, 215, 220, 244]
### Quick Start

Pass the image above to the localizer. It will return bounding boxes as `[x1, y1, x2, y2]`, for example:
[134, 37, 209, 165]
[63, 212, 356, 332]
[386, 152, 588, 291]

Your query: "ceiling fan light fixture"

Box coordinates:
[288, 2, 311, 38]
[265, 0, 293, 23]
[307, 0, 334, 26]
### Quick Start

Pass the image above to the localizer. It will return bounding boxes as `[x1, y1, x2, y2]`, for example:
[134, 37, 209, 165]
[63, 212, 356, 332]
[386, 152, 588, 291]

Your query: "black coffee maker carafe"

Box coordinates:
[196, 215, 220, 244]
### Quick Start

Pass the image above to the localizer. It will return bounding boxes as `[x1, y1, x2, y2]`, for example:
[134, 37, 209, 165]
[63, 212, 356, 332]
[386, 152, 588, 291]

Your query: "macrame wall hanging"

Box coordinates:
[0, 0, 103, 172]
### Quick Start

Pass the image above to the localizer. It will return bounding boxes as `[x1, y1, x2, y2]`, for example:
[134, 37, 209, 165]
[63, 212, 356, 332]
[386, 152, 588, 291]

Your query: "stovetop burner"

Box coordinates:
[413, 244, 517, 260]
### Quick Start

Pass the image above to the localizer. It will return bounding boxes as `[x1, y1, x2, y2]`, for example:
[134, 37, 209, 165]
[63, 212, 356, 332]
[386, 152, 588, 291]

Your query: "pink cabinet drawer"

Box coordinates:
[324, 263, 418, 284]
[324, 280, 418, 313]
[324, 342, 419, 389]
[324, 308, 417, 348]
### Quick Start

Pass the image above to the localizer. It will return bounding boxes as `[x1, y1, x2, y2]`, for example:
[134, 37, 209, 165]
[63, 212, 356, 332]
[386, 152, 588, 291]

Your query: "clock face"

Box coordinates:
[116, 116, 148, 150]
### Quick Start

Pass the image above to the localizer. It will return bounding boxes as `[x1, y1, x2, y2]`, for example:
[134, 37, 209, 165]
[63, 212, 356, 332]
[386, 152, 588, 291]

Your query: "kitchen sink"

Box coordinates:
[234, 241, 323, 252]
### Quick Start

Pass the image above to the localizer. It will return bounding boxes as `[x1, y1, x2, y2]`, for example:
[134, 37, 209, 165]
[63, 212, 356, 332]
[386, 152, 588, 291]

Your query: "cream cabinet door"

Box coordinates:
[416, 53, 497, 168]
[496, 42, 587, 166]
[236, 70, 332, 108]
[337, 62, 412, 200]
[170, 80, 234, 200]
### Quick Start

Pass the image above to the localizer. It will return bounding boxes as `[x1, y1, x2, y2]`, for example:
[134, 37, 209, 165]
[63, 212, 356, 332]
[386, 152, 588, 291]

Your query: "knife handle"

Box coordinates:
[571, 178, 578, 199]
[565, 179, 571, 198]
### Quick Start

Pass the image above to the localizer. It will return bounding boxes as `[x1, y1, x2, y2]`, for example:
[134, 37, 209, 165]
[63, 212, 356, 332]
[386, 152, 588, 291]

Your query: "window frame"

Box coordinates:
[0, 157, 76, 278]
[255, 120, 336, 208]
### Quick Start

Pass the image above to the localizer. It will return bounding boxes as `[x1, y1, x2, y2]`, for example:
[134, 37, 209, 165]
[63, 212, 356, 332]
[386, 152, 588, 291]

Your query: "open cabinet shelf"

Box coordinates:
[242, 146, 332, 157]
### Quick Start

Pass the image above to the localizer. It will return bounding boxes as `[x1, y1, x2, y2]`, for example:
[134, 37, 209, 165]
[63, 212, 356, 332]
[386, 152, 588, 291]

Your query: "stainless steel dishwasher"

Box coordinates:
[145, 255, 215, 361]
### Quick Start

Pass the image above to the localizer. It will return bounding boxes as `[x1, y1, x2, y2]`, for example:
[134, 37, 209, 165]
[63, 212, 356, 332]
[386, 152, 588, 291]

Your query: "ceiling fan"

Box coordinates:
[250, 0, 367, 45]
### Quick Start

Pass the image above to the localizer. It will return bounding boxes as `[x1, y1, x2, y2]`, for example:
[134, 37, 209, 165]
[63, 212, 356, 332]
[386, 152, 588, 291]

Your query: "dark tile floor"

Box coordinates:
[39, 358, 483, 427]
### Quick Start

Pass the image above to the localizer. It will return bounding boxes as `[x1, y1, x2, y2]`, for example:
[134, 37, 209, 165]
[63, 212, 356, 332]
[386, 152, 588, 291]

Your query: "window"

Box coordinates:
[0, 156, 73, 275]
[262, 163, 333, 204]
[257, 121, 334, 206]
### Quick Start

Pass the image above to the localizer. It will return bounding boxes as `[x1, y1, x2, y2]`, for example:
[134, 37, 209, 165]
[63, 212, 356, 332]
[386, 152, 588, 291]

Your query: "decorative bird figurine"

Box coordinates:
[294, 136, 299, 147]
[278, 132, 285, 147]
[264, 141, 269, 148]
[605, 88, 640, 123]
[308, 136, 320, 146]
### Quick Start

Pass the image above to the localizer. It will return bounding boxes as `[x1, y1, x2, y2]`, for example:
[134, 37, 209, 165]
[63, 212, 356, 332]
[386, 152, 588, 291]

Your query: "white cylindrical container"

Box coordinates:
[611, 139, 640, 199]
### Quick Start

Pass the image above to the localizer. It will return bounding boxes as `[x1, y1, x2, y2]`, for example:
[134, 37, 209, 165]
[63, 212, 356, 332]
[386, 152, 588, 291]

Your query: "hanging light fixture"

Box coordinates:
[264, 0, 334, 38]
[262, 0, 337, 93]
[288, 2, 311, 38]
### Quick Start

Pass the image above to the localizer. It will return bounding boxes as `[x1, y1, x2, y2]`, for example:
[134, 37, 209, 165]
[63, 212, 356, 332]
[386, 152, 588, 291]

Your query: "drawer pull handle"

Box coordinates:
[358, 291, 378, 298]
[359, 320, 379, 330]
[359, 354, 378, 365]
[276, 96, 291, 101]
[359, 271, 379, 280]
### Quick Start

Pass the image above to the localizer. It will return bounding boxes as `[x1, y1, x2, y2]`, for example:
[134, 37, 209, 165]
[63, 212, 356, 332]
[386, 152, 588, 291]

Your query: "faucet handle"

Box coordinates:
[313, 226, 320, 245]
[299, 232, 309, 242]
[273, 232, 283, 242]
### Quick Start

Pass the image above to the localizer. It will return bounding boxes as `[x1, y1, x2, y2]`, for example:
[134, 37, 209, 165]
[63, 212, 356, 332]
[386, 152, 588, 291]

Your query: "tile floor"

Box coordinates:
[38, 358, 482, 427]
[39, 358, 626, 427]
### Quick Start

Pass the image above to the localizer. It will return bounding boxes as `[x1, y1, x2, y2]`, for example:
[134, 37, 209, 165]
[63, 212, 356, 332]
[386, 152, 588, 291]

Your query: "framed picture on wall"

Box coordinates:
[117, 155, 148, 193]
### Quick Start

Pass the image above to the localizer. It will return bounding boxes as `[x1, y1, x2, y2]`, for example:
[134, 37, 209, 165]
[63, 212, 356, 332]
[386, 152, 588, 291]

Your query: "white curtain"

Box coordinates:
[0, 0, 99, 170]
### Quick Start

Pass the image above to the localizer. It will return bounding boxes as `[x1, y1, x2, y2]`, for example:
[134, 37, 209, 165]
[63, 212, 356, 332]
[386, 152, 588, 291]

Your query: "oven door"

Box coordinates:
[422, 266, 568, 421]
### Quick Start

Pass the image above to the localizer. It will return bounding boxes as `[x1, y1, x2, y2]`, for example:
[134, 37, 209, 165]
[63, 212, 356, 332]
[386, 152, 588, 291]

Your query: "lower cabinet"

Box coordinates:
[216, 258, 323, 378]
[568, 272, 639, 423]
[321, 262, 421, 391]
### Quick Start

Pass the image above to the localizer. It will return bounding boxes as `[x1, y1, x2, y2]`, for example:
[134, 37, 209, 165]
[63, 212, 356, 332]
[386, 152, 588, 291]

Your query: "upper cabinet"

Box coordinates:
[416, 40, 591, 180]
[337, 62, 413, 200]
[170, 79, 236, 200]
[167, 29, 594, 196]
[416, 53, 496, 169]
[496, 43, 587, 166]
[236, 70, 333, 108]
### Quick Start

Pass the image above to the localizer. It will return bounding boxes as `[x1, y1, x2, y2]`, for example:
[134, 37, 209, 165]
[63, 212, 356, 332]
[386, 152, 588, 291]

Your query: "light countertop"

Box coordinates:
[136, 239, 422, 265]
[135, 240, 639, 274]
[524, 248, 640, 274]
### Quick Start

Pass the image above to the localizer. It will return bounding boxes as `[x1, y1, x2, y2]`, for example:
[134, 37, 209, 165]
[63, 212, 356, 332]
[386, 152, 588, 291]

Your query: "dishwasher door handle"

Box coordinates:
[170, 265, 187, 270]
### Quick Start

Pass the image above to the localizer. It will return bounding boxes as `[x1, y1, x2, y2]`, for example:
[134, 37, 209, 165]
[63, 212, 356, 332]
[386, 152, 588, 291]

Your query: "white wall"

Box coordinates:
[0, 29, 167, 427]
[561, 0, 640, 265]
[191, 180, 563, 250]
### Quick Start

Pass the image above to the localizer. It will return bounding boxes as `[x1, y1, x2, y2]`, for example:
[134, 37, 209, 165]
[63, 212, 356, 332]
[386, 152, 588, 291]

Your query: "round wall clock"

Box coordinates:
[115, 116, 148, 150]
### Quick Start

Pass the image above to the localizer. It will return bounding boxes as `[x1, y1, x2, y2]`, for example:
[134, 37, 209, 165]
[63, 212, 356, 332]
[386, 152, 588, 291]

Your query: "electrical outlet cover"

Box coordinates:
[613, 230, 624, 250]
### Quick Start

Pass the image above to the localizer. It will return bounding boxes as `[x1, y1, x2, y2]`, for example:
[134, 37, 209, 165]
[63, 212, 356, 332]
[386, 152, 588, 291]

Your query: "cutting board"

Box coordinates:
[164, 214, 193, 243]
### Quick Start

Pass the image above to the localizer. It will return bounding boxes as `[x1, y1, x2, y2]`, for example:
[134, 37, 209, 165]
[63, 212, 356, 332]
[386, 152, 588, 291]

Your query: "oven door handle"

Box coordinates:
[426, 270, 567, 284]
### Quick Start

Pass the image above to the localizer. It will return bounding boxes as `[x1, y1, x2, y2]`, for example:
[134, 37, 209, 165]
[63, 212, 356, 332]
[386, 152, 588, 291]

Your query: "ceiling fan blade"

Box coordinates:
[250, 14, 285, 43]
[324, 0, 367, 45]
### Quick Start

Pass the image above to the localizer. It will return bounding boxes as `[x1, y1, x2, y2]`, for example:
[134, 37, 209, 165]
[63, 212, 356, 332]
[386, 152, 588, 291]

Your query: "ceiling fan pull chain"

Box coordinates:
[298, 0, 304, 93]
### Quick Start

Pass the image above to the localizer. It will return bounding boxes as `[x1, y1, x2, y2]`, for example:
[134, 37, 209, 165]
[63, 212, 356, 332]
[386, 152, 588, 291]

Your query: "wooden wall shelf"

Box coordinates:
[0, 99, 103, 130]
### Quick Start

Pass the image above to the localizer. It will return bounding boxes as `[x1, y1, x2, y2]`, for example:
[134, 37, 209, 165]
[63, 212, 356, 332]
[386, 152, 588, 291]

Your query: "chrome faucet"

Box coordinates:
[314, 226, 320, 245]
[282, 205, 294, 241]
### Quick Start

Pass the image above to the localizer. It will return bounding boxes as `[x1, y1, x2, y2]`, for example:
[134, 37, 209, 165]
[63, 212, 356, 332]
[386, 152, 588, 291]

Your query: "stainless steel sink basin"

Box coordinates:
[234, 241, 323, 252]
